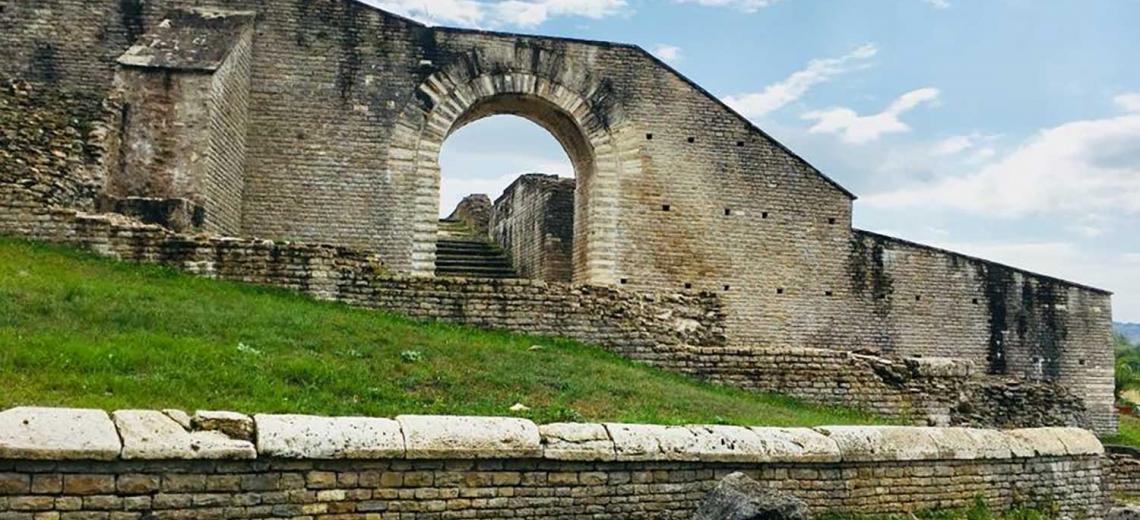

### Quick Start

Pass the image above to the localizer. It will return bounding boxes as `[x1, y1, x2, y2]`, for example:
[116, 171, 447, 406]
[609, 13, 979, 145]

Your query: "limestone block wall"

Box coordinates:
[1107, 445, 1140, 497]
[844, 230, 1116, 432]
[491, 174, 576, 283]
[0, 407, 1112, 518]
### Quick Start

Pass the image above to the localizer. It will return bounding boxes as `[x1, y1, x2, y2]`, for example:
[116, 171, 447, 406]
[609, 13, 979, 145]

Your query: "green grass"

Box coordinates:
[0, 237, 884, 426]
[1103, 414, 1140, 447]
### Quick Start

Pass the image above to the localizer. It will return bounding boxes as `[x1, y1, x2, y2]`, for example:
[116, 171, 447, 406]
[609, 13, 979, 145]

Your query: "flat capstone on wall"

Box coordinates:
[0, 407, 1112, 519]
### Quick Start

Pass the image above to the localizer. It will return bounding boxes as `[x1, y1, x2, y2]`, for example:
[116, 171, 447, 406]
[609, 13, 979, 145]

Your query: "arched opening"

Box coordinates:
[435, 94, 592, 283]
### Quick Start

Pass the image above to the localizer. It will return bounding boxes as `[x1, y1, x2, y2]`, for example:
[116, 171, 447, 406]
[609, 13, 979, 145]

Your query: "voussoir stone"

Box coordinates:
[0, 407, 121, 460]
[114, 410, 256, 460]
[255, 414, 404, 459]
[540, 423, 615, 461]
[398, 415, 541, 459]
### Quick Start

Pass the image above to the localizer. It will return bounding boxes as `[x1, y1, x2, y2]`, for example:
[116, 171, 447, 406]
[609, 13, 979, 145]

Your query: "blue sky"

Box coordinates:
[367, 0, 1140, 322]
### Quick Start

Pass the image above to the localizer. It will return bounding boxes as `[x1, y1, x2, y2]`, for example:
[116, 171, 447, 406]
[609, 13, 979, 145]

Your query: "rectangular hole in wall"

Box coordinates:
[877, 293, 887, 300]
[646, 133, 653, 140]
[724, 208, 732, 216]
[776, 288, 784, 295]
[1079, 360, 1087, 366]
[736, 141, 745, 147]
[620, 278, 628, 285]
[915, 295, 922, 302]
[724, 285, 731, 291]
[825, 291, 834, 297]
[828, 218, 837, 225]
[684, 282, 693, 290]
[662, 204, 671, 212]
[762, 212, 769, 219]
[972, 298, 979, 304]
[687, 137, 695, 143]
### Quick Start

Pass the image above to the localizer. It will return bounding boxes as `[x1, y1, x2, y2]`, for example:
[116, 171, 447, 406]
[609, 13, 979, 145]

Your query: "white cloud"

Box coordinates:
[863, 100, 1140, 217]
[1116, 92, 1140, 113]
[802, 87, 940, 144]
[360, 0, 627, 28]
[922, 239, 1139, 321]
[653, 44, 682, 63]
[922, 0, 950, 8]
[675, 0, 779, 12]
[723, 44, 877, 119]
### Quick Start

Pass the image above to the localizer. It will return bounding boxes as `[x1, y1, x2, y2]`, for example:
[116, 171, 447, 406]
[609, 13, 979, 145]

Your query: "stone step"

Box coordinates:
[436, 258, 514, 269]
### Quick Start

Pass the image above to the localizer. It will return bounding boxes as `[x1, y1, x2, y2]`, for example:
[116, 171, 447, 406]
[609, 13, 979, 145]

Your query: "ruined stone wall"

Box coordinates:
[203, 24, 253, 235]
[491, 174, 575, 282]
[845, 230, 1116, 432]
[1107, 445, 1140, 498]
[0, 408, 1112, 519]
[0, 0, 1115, 432]
[0, 191, 1102, 431]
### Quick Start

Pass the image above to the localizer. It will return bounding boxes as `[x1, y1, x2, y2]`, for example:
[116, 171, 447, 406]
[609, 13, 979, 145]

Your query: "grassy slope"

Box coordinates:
[0, 237, 883, 426]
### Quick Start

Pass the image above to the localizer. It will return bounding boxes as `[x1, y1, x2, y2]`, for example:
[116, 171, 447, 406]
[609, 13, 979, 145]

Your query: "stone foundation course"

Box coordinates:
[0, 407, 1111, 518]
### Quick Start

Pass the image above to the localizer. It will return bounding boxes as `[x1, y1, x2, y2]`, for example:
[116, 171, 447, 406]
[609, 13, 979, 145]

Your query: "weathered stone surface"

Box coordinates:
[816, 426, 941, 462]
[606, 424, 695, 462]
[1049, 427, 1104, 456]
[693, 472, 809, 520]
[0, 408, 120, 460]
[192, 410, 254, 441]
[398, 415, 541, 459]
[1005, 428, 1069, 457]
[749, 428, 842, 463]
[255, 414, 403, 459]
[540, 423, 615, 461]
[113, 410, 255, 460]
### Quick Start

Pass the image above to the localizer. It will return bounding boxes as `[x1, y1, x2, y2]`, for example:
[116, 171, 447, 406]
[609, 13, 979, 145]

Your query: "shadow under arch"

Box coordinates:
[390, 70, 633, 285]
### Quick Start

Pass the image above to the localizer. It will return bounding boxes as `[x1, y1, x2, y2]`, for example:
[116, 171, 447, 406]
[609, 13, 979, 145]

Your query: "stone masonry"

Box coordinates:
[0, 407, 1112, 518]
[491, 174, 576, 283]
[0, 0, 1116, 431]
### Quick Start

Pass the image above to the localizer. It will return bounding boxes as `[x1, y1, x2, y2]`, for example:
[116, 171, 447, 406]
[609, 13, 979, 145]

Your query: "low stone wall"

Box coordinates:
[1107, 445, 1140, 498]
[650, 345, 1090, 428]
[0, 407, 1110, 518]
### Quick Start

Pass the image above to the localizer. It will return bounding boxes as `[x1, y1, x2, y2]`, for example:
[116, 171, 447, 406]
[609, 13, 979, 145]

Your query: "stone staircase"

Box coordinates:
[435, 219, 517, 279]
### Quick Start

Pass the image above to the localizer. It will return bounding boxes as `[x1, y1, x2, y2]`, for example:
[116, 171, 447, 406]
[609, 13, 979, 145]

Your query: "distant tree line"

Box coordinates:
[1116, 332, 1140, 402]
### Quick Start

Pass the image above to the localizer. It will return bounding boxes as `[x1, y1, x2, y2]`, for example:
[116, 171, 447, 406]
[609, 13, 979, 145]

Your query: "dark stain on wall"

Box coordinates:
[335, 2, 363, 102]
[1037, 281, 1067, 378]
[981, 264, 1013, 375]
[119, 0, 145, 45]
[30, 42, 59, 83]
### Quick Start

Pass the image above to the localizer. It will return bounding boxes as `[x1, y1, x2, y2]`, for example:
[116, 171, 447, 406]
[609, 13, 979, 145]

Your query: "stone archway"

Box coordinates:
[388, 61, 637, 285]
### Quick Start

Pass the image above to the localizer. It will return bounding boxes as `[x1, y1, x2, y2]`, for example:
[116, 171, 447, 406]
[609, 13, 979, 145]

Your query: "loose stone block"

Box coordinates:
[398, 416, 541, 459]
[539, 423, 615, 461]
[192, 411, 255, 442]
[113, 410, 256, 460]
[256, 414, 404, 459]
[0, 408, 120, 460]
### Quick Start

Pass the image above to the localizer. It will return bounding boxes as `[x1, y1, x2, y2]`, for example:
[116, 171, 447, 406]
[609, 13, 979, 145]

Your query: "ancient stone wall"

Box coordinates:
[845, 230, 1116, 432]
[1107, 445, 1140, 498]
[0, 188, 1103, 431]
[0, 0, 1116, 433]
[0, 407, 1112, 519]
[491, 174, 576, 283]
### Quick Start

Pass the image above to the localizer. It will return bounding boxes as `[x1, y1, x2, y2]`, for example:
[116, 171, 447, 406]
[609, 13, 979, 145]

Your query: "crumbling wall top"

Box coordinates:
[116, 8, 255, 71]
